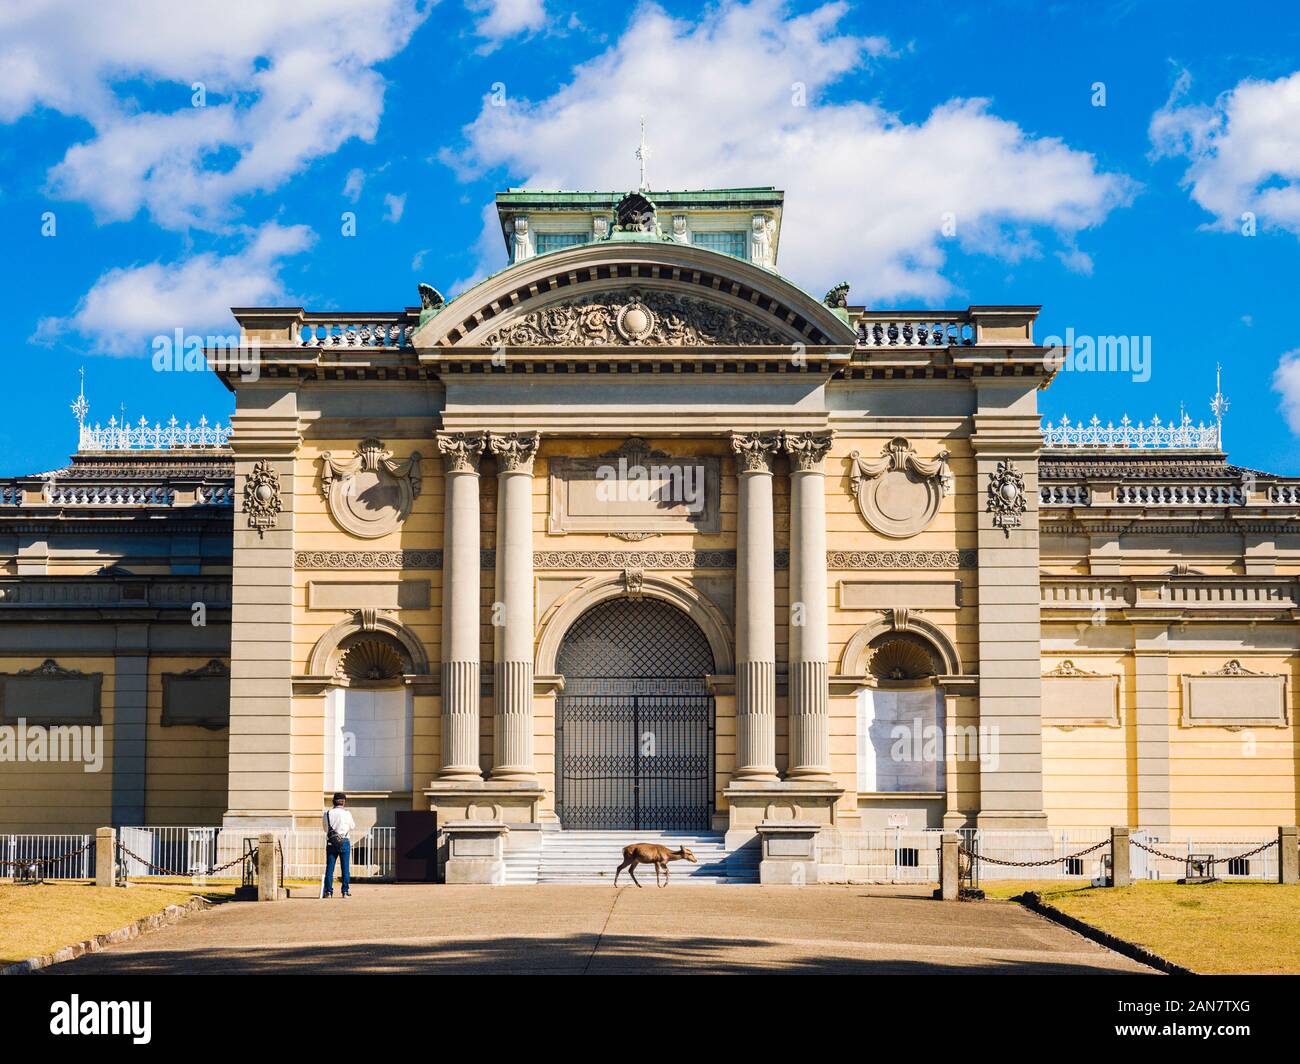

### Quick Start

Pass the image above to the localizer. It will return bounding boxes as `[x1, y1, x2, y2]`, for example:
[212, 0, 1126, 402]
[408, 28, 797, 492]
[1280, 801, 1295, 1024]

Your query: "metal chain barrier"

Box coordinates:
[1130, 836, 1278, 864]
[0, 840, 94, 871]
[116, 842, 249, 878]
[959, 839, 1108, 868]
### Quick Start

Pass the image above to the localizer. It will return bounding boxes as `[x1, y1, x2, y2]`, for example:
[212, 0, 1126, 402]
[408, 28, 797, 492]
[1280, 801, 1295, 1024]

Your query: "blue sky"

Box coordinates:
[2, 0, 1298, 475]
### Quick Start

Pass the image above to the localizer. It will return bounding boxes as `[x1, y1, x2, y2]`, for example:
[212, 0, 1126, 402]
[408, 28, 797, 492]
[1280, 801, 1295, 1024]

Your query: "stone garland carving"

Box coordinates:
[319, 438, 422, 539]
[730, 431, 781, 472]
[17, 658, 90, 679]
[437, 431, 488, 472]
[986, 460, 1027, 535]
[827, 549, 977, 569]
[483, 288, 790, 348]
[488, 431, 540, 473]
[1044, 660, 1103, 677]
[850, 437, 953, 539]
[1205, 659, 1265, 676]
[243, 460, 281, 538]
[783, 430, 834, 472]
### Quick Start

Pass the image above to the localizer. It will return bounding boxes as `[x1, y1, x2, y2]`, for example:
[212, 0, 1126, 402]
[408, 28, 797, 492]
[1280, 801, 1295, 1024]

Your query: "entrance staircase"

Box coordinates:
[525, 830, 759, 885]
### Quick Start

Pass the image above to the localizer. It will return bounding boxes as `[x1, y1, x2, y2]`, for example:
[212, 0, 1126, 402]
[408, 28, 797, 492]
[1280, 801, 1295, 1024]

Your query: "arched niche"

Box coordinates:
[307, 609, 431, 681]
[838, 611, 963, 679]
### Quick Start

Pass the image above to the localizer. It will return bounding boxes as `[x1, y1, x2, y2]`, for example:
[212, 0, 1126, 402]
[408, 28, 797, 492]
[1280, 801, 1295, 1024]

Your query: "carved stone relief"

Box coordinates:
[483, 288, 791, 347]
[850, 438, 952, 538]
[319, 438, 422, 539]
[243, 460, 281, 538]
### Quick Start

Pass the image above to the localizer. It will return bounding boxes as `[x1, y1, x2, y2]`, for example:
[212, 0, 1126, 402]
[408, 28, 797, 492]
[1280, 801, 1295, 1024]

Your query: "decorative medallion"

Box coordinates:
[615, 296, 656, 342]
[483, 288, 791, 347]
[320, 438, 422, 540]
[986, 460, 1026, 536]
[243, 460, 281, 538]
[850, 438, 953, 539]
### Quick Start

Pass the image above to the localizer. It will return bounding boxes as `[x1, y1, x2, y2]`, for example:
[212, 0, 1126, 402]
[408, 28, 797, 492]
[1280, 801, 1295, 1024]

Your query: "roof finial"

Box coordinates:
[70, 367, 89, 427]
[1210, 362, 1230, 451]
[636, 115, 650, 193]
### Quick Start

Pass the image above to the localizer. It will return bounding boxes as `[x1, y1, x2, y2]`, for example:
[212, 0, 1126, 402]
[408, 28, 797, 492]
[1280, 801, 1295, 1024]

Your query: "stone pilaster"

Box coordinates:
[730, 431, 780, 781]
[223, 396, 299, 831]
[971, 404, 1047, 829]
[111, 624, 149, 826]
[437, 431, 487, 781]
[1133, 623, 1172, 835]
[490, 431, 540, 781]
[783, 430, 833, 779]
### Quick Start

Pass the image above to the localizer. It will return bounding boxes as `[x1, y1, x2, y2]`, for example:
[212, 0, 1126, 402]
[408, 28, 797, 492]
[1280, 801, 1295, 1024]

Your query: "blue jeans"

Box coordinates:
[324, 839, 351, 896]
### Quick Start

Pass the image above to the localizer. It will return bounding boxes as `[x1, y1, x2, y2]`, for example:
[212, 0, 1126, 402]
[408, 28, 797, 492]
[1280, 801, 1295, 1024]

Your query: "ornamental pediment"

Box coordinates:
[483, 286, 797, 348]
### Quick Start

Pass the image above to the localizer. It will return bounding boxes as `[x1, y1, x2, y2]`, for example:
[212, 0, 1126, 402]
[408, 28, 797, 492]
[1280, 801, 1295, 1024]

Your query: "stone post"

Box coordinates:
[256, 833, 280, 901]
[490, 432, 540, 781]
[783, 430, 833, 779]
[1110, 825, 1131, 887]
[443, 821, 509, 884]
[95, 827, 116, 889]
[437, 432, 487, 780]
[730, 431, 780, 781]
[939, 832, 960, 900]
[756, 821, 820, 885]
[1279, 825, 1299, 885]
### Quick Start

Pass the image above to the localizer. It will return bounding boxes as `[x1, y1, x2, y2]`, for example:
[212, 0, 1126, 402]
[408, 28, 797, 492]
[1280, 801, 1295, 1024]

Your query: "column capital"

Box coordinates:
[489, 430, 541, 474]
[437, 430, 488, 473]
[782, 429, 834, 473]
[730, 430, 781, 473]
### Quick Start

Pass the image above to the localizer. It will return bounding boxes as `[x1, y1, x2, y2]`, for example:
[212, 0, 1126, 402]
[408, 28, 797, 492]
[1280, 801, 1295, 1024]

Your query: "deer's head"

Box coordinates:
[678, 846, 697, 863]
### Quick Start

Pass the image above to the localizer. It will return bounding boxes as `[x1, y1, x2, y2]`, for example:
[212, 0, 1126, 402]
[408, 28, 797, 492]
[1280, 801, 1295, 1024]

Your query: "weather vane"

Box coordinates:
[636, 116, 650, 193]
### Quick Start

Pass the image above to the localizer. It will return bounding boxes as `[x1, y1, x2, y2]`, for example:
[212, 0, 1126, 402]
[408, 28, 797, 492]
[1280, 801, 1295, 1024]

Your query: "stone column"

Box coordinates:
[437, 431, 487, 781]
[730, 432, 780, 781]
[783, 430, 833, 779]
[490, 431, 540, 781]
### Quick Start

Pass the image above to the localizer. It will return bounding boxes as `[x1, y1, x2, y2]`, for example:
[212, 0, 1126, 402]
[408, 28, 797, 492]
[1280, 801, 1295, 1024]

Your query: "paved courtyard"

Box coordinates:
[52, 885, 1155, 975]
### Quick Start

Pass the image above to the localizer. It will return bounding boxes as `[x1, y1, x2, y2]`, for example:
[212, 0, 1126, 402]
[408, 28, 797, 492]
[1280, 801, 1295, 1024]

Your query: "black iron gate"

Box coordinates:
[555, 599, 715, 831]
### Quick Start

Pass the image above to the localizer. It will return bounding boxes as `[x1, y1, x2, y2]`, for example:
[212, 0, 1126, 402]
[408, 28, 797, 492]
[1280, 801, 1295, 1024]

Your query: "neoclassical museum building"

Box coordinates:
[3, 186, 1298, 880]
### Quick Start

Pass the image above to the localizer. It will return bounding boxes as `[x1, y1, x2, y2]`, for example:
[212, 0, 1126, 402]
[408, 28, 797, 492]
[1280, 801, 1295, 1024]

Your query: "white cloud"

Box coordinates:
[448, 0, 1132, 301]
[0, 0, 430, 230]
[32, 223, 316, 355]
[467, 0, 546, 52]
[1274, 348, 1300, 433]
[1151, 68, 1300, 236]
[343, 168, 367, 203]
[384, 192, 408, 223]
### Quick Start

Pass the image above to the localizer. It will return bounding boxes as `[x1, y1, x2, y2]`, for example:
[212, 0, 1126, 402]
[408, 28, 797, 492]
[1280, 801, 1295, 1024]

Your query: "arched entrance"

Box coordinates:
[555, 597, 715, 831]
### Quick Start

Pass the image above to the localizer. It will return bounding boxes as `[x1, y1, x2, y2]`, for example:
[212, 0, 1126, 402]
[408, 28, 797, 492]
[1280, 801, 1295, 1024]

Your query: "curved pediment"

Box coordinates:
[414, 239, 857, 349]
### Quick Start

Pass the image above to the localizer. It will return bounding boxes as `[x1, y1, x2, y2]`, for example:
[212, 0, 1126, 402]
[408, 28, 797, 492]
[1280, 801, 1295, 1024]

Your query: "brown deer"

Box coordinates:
[614, 843, 697, 887]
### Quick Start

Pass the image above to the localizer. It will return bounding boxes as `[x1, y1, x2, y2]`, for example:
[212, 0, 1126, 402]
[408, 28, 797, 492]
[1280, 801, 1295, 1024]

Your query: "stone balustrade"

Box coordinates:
[855, 314, 974, 348]
[298, 315, 414, 349]
[48, 484, 176, 506]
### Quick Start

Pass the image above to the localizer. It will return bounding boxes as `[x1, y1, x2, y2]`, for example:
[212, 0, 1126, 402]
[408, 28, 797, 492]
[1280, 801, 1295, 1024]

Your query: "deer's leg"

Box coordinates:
[660, 861, 669, 887]
[629, 862, 642, 888]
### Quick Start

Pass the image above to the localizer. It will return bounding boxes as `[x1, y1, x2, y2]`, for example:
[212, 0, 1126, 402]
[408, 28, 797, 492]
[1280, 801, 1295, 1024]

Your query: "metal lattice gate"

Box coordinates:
[555, 598, 715, 831]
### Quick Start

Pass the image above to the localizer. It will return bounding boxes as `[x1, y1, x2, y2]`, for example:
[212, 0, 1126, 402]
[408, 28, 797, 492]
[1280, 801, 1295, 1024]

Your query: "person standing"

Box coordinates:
[323, 792, 356, 898]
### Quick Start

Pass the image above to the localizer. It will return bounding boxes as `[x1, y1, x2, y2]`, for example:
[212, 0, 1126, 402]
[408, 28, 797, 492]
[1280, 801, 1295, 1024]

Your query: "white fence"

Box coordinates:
[1, 833, 95, 880]
[4, 826, 395, 882]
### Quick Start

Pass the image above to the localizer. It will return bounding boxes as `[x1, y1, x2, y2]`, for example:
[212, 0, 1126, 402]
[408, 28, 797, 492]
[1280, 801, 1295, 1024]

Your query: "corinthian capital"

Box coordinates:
[489, 430, 541, 473]
[436, 431, 487, 473]
[730, 431, 781, 473]
[782, 430, 834, 472]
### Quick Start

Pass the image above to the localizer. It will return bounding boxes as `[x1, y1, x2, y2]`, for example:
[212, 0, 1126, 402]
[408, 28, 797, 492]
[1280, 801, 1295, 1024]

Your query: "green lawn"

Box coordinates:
[984, 879, 1300, 974]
